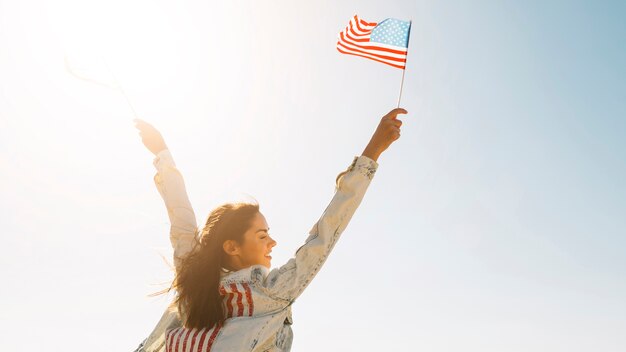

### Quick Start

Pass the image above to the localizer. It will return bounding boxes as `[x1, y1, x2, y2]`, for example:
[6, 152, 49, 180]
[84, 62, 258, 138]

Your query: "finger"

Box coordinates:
[133, 118, 147, 127]
[136, 122, 155, 134]
[134, 119, 153, 129]
[385, 118, 403, 126]
[134, 120, 148, 130]
[388, 108, 408, 119]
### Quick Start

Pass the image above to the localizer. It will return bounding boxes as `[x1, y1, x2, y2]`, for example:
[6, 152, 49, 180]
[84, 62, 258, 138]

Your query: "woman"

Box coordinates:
[134, 108, 407, 352]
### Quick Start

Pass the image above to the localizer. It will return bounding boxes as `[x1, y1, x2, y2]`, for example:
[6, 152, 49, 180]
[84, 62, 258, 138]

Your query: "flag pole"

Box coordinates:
[397, 20, 412, 108]
[64, 54, 140, 119]
[103, 57, 140, 119]
[397, 66, 407, 108]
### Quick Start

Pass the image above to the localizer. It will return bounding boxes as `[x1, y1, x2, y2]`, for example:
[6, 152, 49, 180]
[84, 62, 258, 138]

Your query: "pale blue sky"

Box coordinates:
[1, 0, 624, 351]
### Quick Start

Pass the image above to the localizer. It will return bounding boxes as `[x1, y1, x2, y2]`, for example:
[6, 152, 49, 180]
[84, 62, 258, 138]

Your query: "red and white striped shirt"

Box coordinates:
[165, 281, 258, 352]
[166, 325, 222, 352]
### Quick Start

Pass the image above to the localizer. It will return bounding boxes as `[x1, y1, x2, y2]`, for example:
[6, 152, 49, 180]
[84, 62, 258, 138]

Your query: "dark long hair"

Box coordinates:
[172, 201, 260, 329]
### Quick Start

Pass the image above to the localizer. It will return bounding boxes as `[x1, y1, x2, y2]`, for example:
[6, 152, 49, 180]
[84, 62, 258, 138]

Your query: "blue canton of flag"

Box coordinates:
[370, 18, 411, 48]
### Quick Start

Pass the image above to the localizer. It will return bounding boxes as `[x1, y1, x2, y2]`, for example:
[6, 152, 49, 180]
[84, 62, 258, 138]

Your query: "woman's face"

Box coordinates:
[226, 212, 277, 270]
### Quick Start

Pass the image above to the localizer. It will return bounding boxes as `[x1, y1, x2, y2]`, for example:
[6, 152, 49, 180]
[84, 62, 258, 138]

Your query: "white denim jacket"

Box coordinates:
[135, 149, 378, 352]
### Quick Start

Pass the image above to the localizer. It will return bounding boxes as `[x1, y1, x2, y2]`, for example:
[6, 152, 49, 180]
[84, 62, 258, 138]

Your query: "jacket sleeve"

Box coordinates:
[263, 155, 378, 301]
[152, 149, 199, 272]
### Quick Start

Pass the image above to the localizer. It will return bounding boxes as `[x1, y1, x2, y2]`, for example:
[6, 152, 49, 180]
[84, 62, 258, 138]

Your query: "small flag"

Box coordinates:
[337, 15, 411, 69]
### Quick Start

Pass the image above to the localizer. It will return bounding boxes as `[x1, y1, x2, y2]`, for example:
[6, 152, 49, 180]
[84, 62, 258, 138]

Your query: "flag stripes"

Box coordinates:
[231, 283, 244, 317]
[220, 282, 254, 318]
[164, 281, 255, 351]
[336, 15, 409, 69]
[166, 325, 223, 352]
[242, 283, 254, 317]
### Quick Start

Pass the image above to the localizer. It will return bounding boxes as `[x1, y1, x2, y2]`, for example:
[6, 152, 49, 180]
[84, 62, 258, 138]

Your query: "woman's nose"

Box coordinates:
[269, 236, 277, 247]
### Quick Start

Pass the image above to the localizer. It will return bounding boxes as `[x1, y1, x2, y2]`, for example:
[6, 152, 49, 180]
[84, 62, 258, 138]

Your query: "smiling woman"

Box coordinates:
[174, 201, 265, 331]
[132, 107, 405, 351]
[221, 212, 277, 271]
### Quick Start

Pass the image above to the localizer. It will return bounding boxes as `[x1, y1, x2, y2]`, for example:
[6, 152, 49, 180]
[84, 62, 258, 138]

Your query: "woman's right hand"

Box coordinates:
[361, 108, 407, 162]
[134, 118, 168, 156]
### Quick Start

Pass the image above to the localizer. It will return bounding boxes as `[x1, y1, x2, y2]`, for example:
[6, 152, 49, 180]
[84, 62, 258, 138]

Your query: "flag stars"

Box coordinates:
[370, 18, 410, 47]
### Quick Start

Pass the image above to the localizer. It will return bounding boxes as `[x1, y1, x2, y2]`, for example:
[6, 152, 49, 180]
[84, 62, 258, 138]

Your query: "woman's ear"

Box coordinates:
[222, 240, 240, 256]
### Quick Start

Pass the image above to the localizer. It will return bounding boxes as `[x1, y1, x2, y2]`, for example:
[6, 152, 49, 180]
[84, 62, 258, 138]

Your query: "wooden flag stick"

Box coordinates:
[397, 20, 412, 108]
[397, 66, 407, 108]
[102, 57, 140, 119]
[65, 54, 140, 119]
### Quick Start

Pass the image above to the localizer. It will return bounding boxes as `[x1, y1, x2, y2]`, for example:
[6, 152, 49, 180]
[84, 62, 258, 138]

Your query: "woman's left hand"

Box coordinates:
[134, 119, 168, 155]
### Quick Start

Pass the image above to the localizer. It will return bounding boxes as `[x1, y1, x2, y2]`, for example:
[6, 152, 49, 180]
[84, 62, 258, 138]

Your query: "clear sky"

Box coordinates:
[1, 0, 625, 351]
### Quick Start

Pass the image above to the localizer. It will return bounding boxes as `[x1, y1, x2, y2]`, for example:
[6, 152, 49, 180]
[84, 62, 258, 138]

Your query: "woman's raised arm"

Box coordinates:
[135, 119, 199, 272]
[263, 108, 407, 302]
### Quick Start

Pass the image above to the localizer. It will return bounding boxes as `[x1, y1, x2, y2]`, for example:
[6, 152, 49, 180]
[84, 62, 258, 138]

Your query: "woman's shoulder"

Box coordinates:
[219, 265, 269, 284]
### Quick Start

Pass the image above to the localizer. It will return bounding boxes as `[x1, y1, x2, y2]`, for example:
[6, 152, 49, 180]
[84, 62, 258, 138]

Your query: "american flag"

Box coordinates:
[337, 15, 411, 69]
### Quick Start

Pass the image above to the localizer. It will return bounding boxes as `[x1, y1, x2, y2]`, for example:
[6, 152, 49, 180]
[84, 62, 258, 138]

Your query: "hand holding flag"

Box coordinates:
[134, 119, 168, 156]
[362, 108, 408, 162]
